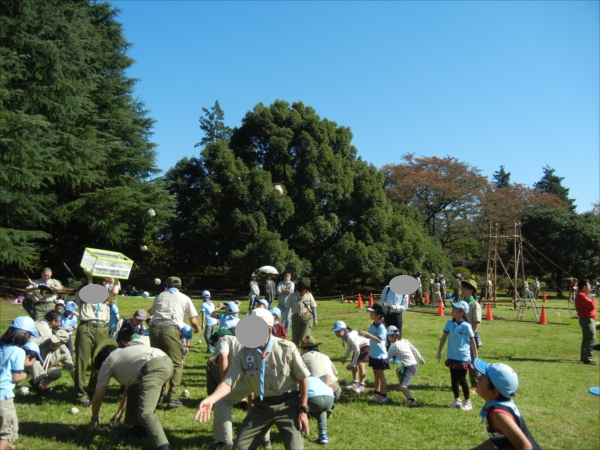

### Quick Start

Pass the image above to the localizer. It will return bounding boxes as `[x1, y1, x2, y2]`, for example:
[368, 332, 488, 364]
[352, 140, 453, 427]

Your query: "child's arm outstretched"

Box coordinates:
[409, 342, 426, 364]
[437, 332, 448, 362]
[471, 413, 533, 450]
[470, 337, 478, 360]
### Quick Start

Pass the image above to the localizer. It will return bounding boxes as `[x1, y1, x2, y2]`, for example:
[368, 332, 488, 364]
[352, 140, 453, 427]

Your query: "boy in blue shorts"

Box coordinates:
[473, 358, 540, 450]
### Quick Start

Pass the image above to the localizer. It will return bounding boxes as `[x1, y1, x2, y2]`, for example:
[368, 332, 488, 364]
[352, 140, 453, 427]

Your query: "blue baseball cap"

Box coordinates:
[474, 358, 519, 398]
[179, 322, 193, 340]
[9, 316, 39, 338]
[331, 320, 347, 332]
[270, 308, 281, 318]
[226, 302, 239, 314]
[22, 341, 42, 361]
[202, 290, 211, 298]
[256, 298, 269, 308]
[65, 301, 77, 312]
[451, 301, 470, 314]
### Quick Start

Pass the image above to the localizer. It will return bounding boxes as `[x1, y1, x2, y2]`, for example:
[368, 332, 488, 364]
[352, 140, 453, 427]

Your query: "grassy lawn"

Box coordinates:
[1, 295, 598, 449]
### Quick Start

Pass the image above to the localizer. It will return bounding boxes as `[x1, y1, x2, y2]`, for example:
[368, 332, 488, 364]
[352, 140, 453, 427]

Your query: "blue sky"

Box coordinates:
[111, 1, 599, 212]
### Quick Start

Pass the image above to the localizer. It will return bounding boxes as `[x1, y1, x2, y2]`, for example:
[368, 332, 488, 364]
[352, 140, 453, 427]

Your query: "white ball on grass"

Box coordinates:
[70, 407, 79, 414]
[142, 291, 149, 298]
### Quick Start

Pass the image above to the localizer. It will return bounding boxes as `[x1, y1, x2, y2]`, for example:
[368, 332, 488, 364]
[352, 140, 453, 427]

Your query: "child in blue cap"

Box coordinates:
[473, 358, 540, 450]
[437, 300, 478, 411]
[59, 301, 78, 357]
[0, 317, 41, 448]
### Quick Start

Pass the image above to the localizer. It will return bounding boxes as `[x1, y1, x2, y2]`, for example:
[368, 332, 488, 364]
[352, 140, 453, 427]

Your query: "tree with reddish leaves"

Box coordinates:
[382, 153, 487, 248]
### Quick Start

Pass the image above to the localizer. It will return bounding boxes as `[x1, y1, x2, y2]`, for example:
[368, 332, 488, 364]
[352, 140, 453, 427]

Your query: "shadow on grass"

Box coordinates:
[507, 357, 581, 364]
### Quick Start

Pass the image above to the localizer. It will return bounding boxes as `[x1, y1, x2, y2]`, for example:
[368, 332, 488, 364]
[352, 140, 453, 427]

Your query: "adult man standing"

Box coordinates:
[532, 277, 541, 300]
[575, 279, 597, 365]
[452, 274, 462, 301]
[276, 273, 295, 331]
[150, 276, 200, 408]
[74, 268, 117, 407]
[265, 275, 276, 309]
[429, 273, 436, 303]
[90, 339, 174, 450]
[414, 273, 423, 306]
[111, 310, 148, 348]
[380, 285, 409, 336]
[196, 308, 310, 450]
[24, 267, 63, 320]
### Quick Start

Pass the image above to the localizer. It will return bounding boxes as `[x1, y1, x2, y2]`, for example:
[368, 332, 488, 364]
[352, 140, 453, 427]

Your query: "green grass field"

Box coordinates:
[1, 296, 598, 450]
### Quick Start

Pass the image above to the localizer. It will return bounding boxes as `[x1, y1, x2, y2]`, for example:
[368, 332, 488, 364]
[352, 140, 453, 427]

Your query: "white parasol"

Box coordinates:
[255, 266, 279, 275]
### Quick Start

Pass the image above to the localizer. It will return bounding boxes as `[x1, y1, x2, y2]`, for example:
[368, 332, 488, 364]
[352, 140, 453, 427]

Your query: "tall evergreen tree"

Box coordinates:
[533, 165, 576, 211]
[0, 0, 174, 272]
[492, 165, 511, 188]
[195, 100, 233, 148]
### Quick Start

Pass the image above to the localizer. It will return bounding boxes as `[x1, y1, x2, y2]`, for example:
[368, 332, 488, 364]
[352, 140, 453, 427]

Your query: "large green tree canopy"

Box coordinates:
[0, 0, 174, 273]
[166, 100, 450, 291]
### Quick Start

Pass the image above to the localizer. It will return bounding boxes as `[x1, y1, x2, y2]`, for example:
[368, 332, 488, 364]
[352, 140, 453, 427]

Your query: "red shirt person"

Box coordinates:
[574, 279, 597, 365]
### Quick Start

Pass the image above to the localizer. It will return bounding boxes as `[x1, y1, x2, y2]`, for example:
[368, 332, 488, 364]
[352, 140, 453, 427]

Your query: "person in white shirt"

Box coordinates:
[331, 320, 370, 394]
[380, 286, 409, 339]
[386, 326, 425, 407]
[276, 273, 295, 330]
[248, 275, 260, 314]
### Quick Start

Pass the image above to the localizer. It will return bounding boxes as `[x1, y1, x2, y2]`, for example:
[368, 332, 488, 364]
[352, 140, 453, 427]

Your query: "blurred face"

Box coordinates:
[460, 286, 474, 299]
[284, 274, 291, 282]
[105, 277, 114, 284]
[370, 311, 381, 322]
[334, 329, 346, 338]
[131, 318, 143, 327]
[388, 334, 399, 342]
[257, 303, 267, 309]
[476, 374, 498, 401]
[452, 307, 465, 321]
[41, 270, 51, 281]
[49, 319, 60, 329]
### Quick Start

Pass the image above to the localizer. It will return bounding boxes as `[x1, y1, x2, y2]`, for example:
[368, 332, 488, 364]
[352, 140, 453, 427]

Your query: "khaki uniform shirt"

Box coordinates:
[216, 335, 244, 368]
[74, 290, 109, 323]
[285, 292, 317, 315]
[465, 300, 482, 329]
[40, 341, 74, 371]
[31, 320, 53, 346]
[301, 351, 338, 385]
[151, 290, 198, 327]
[223, 337, 310, 397]
[97, 341, 167, 387]
[26, 278, 62, 303]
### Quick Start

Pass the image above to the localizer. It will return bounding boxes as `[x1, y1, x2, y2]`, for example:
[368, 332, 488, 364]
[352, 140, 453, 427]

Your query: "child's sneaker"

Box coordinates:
[449, 398, 462, 408]
[407, 399, 418, 407]
[376, 394, 389, 404]
[318, 433, 329, 444]
[345, 381, 359, 391]
[461, 399, 472, 411]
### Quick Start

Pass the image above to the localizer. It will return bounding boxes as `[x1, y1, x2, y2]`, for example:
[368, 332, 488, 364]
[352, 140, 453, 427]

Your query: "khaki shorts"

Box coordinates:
[0, 398, 18, 442]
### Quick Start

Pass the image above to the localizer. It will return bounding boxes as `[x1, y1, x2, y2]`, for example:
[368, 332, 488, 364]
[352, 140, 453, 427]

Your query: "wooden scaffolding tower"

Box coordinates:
[486, 222, 540, 322]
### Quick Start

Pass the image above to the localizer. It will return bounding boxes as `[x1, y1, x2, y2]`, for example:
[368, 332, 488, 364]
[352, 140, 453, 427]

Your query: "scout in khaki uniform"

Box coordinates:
[149, 276, 200, 408]
[89, 339, 173, 450]
[38, 329, 75, 386]
[24, 267, 63, 321]
[299, 336, 341, 401]
[26, 310, 62, 395]
[73, 268, 118, 407]
[285, 279, 317, 347]
[196, 308, 311, 450]
[209, 330, 272, 449]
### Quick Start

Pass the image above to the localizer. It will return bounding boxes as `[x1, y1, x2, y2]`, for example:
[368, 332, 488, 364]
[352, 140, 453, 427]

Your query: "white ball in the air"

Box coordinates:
[147, 208, 156, 217]
[70, 407, 80, 414]
[141, 245, 148, 251]
[272, 185, 283, 196]
[154, 278, 161, 285]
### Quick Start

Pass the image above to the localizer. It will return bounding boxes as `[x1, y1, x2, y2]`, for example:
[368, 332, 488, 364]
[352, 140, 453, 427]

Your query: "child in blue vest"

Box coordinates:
[474, 358, 540, 450]
[437, 300, 478, 411]
[0, 317, 41, 448]
[358, 303, 389, 404]
[59, 301, 78, 357]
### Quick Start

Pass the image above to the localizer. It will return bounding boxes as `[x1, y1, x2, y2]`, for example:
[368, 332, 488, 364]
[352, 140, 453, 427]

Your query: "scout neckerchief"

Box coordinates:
[341, 330, 349, 348]
[168, 287, 179, 294]
[255, 335, 275, 401]
[466, 296, 476, 304]
[94, 304, 100, 317]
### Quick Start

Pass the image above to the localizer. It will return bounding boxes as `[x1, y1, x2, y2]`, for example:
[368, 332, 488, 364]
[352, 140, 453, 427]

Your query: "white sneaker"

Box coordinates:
[407, 399, 418, 407]
[345, 381, 359, 391]
[461, 400, 472, 411]
[449, 398, 462, 408]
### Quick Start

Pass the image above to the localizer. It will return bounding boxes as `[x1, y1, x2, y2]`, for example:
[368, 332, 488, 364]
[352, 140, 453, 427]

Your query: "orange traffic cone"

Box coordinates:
[539, 305, 547, 324]
[424, 292, 430, 305]
[369, 292, 374, 308]
[357, 293, 363, 309]
[437, 298, 444, 316]
[542, 292, 547, 302]
[485, 301, 494, 321]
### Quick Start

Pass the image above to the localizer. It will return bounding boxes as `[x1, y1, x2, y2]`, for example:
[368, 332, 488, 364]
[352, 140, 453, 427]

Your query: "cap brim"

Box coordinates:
[331, 327, 343, 331]
[451, 302, 463, 308]
[474, 358, 488, 375]
[31, 350, 42, 361]
[366, 308, 375, 312]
